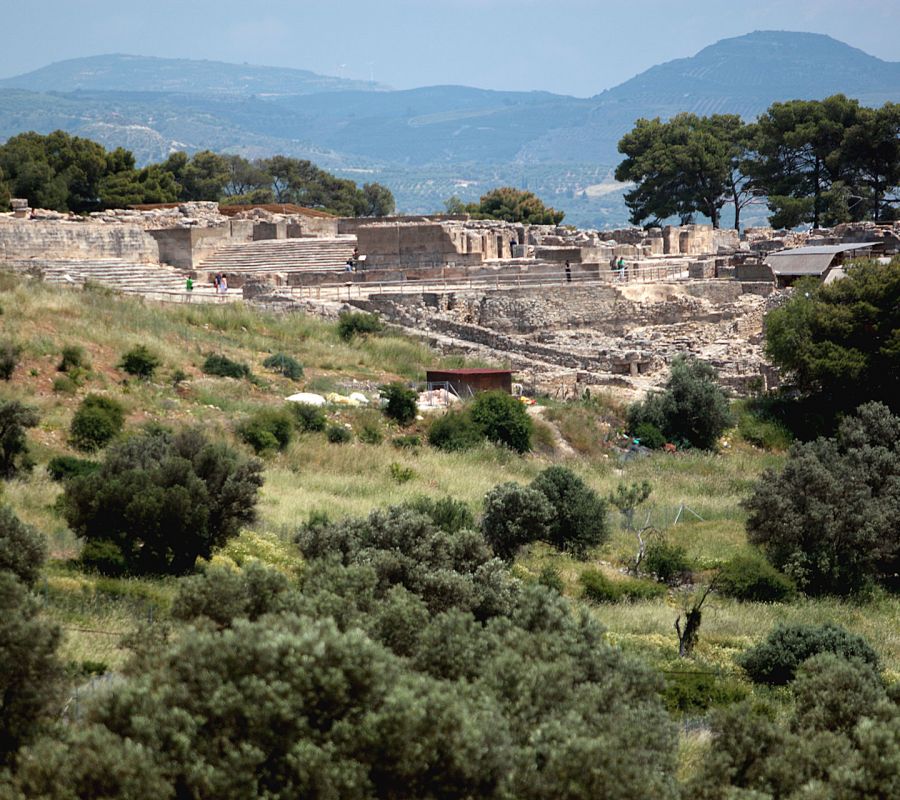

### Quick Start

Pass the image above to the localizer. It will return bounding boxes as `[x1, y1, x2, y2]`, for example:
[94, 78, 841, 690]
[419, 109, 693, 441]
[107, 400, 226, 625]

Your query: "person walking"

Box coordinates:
[565, 260, 572, 283]
[185, 276, 193, 302]
[219, 273, 228, 300]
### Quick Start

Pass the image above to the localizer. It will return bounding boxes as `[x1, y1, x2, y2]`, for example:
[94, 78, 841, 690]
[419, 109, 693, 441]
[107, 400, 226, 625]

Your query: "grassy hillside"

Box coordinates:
[1, 274, 898, 696]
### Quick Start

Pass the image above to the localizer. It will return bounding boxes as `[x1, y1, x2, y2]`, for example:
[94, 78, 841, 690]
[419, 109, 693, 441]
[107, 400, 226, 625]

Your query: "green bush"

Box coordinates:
[379, 382, 418, 426]
[0, 400, 38, 479]
[238, 409, 294, 454]
[202, 353, 251, 379]
[481, 482, 553, 561]
[537, 565, 565, 594]
[736, 406, 792, 450]
[392, 434, 421, 450]
[337, 310, 383, 341]
[57, 345, 88, 373]
[634, 422, 666, 449]
[326, 424, 352, 444]
[737, 623, 880, 685]
[290, 402, 327, 432]
[358, 420, 384, 445]
[262, 352, 303, 380]
[628, 356, 732, 450]
[641, 539, 691, 585]
[46, 455, 99, 482]
[60, 427, 263, 575]
[530, 466, 609, 558]
[0, 505, 47, 587]
[428, 409, 482, 452]
[389, 462, 415, 484]
[470, 391, 532, 453]
[117, 345, 161, 380]
[0, 341, 21, 381]
[663, 672, 749, 715]
[52, 375, 78, 395]
[403, 496, 475, 534]
[579, 569, 667, 603]
[69, 394, 125, 452]
[718, 552, 795, 602]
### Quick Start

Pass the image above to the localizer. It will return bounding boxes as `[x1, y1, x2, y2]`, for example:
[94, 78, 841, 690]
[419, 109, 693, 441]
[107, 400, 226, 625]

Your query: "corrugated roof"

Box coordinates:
[764, 242, 880, 276]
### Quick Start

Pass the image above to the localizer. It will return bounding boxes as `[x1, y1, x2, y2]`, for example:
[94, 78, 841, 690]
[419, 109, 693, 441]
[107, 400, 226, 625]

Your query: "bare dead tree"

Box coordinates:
[674, 572, 720, 658]
[630, 511, 658, 575]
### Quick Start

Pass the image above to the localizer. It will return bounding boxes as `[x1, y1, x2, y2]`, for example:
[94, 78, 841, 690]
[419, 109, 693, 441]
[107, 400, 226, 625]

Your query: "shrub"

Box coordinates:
[337, 310, 383, 341]
[380, 382, 418, 426]
[718, 552, 795, 602]
[481, 482, 553, 561]
[579, 569, 666, 603]
[60, 427, 263, 575]
[392, 434, 421, 450]
[403, 496, 475, 534]
[326, 424, 352, 444]
[117, 345, 161, 380]
[470, 390, 532, 453]
[0, 340, 21, 381]
[531, 466, 609, 558]
[744, 402, 900, 595]
[238, 408, 294, 454]
[171, 368, 188, 386]
[628, 356, 732, 450]
[358, 420, 384, 445]
[52, 375, 78, 394]
[641, 539, 691, 585]
[0, 400, 38, 479]
[663, 672, 749, 715]
[389, 462, 415, 484]
[262, 352, 303, 380]
[202, 353, 251, 379]
[537, 565, 565, 593]
[290, 402, 327, 432]
[57, 345, 87, 373]
[69, 394, 125, 452]
[634, 422, 666, 450]
[736, 623, 880, 685]
[736, 405, 792, 450]
[0, 505, 47, 587]
[46, 455, 99, 483]
[428, 409, 482, 452]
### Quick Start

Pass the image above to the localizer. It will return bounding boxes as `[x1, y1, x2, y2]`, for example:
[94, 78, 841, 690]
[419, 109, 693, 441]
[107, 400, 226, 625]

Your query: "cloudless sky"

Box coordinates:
[4, 0, 900, 96]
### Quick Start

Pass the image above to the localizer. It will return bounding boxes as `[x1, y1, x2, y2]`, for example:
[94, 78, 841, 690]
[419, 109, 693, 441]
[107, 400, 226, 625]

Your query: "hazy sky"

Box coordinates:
[4, 0, 900, 96]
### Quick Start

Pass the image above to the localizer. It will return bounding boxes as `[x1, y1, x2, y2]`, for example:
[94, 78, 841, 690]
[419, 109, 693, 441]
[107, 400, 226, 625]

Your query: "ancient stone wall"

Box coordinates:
[0, 221, 159, 263]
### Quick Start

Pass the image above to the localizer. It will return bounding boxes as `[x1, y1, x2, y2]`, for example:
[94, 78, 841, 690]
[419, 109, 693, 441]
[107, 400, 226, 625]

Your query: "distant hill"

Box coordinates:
[1, 32, 899, 227]
[0, 53, 386, 96]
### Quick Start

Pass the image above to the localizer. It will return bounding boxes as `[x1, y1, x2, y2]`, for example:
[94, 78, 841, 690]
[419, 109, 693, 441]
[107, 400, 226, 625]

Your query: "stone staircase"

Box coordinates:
[196, 236, 358, 280]
[12, 259, 197, 295]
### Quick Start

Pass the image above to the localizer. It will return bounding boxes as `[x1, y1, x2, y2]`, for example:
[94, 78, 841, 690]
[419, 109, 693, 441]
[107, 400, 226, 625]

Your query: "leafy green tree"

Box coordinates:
[117, 345, 161, 380]
[61, 427, 264, 575]
[469, 390, 532, 453]
[0, 505, 47, 587]
[627, 356, 732, 450]
[0, 400, 38, 479]
[615, 113, 753, 229]
[177, 150, 231, 201]
[361, 182, 395, 217]
[748, 95, 863, 228]
[467, 187, 564, 225]
[531, 466, 609, 557]
[379, 382, 417, 426]
[481, 482, 553, 561]
[764, 260, 900, 409]
[744, 402, 900, 595]
[839, 103, 900, 222]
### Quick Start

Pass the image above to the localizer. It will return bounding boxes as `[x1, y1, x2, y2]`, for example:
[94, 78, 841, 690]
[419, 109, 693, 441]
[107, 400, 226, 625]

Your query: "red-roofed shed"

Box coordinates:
[426, 369, 513, 397]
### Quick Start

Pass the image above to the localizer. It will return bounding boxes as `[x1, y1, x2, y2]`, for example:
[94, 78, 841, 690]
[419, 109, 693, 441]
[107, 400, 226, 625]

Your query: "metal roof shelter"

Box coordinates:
[426, 369, 513, 397]
[764, 242, 880, 285]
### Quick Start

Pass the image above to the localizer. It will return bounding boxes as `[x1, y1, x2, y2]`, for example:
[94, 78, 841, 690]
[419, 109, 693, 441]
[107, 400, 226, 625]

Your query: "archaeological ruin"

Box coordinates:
[3, 198, 900, 399]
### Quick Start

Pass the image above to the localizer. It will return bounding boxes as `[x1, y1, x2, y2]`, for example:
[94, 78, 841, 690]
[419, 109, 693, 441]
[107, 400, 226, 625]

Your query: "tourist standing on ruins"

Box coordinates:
[219, 274, 228, 299]
[565, 260, 572, 283]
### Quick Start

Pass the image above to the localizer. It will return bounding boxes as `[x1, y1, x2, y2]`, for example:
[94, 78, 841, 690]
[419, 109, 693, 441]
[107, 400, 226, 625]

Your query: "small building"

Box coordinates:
[425, 368, 513, 398]
[764, 242, 881, 287]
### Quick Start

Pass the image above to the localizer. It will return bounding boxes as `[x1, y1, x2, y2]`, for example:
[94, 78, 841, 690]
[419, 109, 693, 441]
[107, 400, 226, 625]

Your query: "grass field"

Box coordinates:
[2, 276, 898, 692]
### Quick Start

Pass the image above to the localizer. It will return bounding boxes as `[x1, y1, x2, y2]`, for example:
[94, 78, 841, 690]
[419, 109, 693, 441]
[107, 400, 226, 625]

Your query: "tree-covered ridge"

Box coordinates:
[0, 130, 395, 216]
[616, 95, 900, 229]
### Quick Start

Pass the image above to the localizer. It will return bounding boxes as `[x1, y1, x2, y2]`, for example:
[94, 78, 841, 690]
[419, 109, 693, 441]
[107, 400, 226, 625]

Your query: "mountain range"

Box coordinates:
[1, 31, 899, 227]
